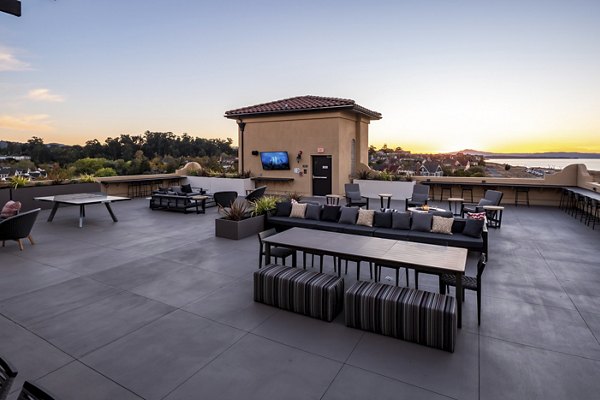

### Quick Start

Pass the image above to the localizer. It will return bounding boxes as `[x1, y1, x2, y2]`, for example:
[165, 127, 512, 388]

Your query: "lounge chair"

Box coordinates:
[0, 208, 40, 251]
[344, 183, 369, 209]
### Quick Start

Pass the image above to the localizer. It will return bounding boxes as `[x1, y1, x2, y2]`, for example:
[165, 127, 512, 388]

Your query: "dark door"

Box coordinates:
[312, 155, 332, 196]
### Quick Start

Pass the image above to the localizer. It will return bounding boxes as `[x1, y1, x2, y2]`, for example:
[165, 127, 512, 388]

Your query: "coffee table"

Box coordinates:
[35, 193, 131, 228]
[262, 227, 468, 328]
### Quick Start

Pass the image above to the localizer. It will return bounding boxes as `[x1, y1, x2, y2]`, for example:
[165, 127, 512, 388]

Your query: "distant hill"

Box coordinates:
[456, 149, 600, 159]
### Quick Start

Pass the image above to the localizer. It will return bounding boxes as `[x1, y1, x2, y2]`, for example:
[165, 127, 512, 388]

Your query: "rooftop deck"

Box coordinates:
[1, 198, 599, 399]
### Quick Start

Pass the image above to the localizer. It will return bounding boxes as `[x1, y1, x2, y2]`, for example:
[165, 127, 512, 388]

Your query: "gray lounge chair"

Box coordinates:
[405, 184, 429, 210]
[345, 184, 369, 209]
[0, 208, 40, 251]
[461, 190, 503, 216]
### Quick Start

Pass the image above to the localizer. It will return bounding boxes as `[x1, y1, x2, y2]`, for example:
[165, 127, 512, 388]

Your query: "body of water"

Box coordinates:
[486, 158, 600, 171]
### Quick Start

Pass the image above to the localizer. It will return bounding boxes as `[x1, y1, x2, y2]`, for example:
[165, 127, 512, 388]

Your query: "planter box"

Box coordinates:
[185, 177, 253, 196]
[215, 214, 265, 240]
[353, 179, 415, 200]
[0, 182, 102, 211]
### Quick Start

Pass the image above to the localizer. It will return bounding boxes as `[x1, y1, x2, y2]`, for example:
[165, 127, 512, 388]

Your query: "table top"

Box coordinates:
[482, 205, 504, 210]
[565, 187, 600, 201]
[34, 193, 131, 205]
[263, 227, 467, 273]
[325, 194, 342, 198]
[378, 193, 392, 197]
[447, 197, 464, 202]
[407, 206, 447, 213]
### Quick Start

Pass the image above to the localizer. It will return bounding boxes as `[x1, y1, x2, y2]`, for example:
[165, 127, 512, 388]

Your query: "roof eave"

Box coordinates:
[224, 105, 381, 120]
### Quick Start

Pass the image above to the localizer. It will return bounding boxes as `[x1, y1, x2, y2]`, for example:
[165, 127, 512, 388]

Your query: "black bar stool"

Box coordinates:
[514, 187, 530, 207]
[440, 185, 453, 201]
[461, 185, 474, 202]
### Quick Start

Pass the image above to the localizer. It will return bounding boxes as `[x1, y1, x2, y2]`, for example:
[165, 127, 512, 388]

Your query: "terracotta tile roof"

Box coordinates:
[224, 95, 382, 120]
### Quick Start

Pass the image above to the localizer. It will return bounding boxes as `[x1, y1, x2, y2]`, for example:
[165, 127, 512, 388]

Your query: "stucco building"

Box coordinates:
[224, 95, 381, 196]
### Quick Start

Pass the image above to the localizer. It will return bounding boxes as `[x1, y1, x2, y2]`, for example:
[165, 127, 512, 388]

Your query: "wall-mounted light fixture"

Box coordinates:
[251, 150, 259, 156]
[296, 150, 303, 163]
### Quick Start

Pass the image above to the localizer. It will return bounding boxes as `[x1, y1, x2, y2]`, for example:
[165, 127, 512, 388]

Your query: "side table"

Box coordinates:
[447, 197, 464, 216]
[378, 193, 392, 209]
[483, 205, 504, 228]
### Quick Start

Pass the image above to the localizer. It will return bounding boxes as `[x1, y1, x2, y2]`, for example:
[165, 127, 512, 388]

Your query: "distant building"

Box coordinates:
[418, 161, 443, 176]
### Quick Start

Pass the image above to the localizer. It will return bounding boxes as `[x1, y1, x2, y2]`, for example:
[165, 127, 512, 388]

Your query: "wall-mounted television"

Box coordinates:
[260, 151, 290, 170]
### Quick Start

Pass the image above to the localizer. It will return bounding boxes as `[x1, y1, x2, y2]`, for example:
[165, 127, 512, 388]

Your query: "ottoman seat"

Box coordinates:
[253, 265, 344, 322]
[345, 281, 457, 352]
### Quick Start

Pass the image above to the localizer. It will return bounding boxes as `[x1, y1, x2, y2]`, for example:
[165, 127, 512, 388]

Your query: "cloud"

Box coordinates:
[26, 88, 65, 102]
[0, 114, 53, 132]
[0, 49, 30, 72]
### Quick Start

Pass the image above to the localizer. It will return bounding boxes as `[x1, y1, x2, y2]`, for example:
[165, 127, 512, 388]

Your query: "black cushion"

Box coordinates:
[373, 227, 410, 240]
[321, 205, 341, 222]
[478, 198, 494, 206]
[451, 219, 467, 233]
[305, 204, 321, 220]
[338, 207, 359, 224]
[411, 212, 433, 232]
[342, 224, 376, 237]
[373, 211, 392, 228]
[312, 220, 345, 233]
[392, 212, 411, 230]
[275, 201, 292, 217]
[462, 219, 485, 238]
[181, 183, 193, 193]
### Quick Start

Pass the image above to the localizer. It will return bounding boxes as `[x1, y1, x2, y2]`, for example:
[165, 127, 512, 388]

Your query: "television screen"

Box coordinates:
[260, 151, 290, 170]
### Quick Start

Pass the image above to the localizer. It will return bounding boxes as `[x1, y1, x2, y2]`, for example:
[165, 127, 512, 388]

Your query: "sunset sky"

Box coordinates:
[1, 0, 599, 153]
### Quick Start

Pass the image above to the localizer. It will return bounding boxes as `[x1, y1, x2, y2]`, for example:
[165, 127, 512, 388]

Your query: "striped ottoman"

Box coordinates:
[254, 265, 344, 322]
[345, 281, 457, 352]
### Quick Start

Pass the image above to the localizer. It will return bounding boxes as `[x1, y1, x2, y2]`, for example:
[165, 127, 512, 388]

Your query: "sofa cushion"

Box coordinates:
[267, 216, 318, 229]
[275, 201, 292, 217]
[339, 207, 359, 224]
[321, 205, 341, 222]
[342, 224, 376, 237]
[305, 204, 321, 220]
[392, 212, 411, 230]
[373, 227, 410, 240]
[409, 231, 483, 250]
[478, 198, 494, 206]
[431, 216, 454, 235]
[181, 183, 193, 193]
[373, 211, 392, 228]
[356, 209, 375, 227]
[411, 212, 432, 232]
[312, 220, 346, 233]
[451, 219, 467, 233]
[462, 219, 485, 238]
[431, 210, 454, 218]
[290, 203, 307, 219]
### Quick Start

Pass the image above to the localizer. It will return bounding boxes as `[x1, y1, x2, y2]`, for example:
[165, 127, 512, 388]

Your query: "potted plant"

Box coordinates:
[215, 199, 265, 240]
[8, 175, 29, 200]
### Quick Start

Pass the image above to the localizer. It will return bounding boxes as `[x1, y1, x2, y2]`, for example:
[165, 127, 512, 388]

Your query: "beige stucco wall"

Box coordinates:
[236, 111, 371, 195]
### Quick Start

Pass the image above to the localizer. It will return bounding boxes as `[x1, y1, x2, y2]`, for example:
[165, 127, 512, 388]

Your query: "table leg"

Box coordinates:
[47, 202, 60, 222]
[456, 271, 462, 329]
[337, 257, 342, 277]
[104, 202, 118, 222]
[292, 251, 297, 267]
[79, 205, 85, 228]
[265, 243, 271, 266]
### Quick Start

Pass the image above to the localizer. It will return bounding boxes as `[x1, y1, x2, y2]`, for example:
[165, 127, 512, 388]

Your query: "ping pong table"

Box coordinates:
[34, 193, 131, 228]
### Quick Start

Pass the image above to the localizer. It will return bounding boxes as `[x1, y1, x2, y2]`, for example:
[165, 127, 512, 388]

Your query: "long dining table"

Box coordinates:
[263, 227, 469, 328]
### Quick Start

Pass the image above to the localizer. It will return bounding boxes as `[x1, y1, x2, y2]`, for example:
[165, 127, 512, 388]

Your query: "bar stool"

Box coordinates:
[378, 193, 392, 209]
[440, 185, 453, 201]
[590, 199, 599, 230]
[461, 185, 474, 202]
[514, 187, 530, 207]
[326, 194, 342, 206]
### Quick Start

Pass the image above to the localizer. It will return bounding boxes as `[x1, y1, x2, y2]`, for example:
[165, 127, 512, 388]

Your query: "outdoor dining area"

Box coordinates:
[0, 181, 599, 399]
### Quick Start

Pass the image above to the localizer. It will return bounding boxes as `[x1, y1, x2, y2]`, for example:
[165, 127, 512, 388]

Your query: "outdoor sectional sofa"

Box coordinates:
[266, 202, 488, 255]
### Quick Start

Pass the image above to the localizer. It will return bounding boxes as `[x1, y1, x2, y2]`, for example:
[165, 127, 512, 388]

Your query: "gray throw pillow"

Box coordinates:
[411, 212, 433, 232]
[321, 205, 341, 222]
[338, 207, 359, 224]
[392, 212, 411, 230]
[462, 219, 485, 238]
[275, 201, 292, 217]
[373, 211, 392, 228]
[305, 204, 321, 220]
[478, 198, 494, 206]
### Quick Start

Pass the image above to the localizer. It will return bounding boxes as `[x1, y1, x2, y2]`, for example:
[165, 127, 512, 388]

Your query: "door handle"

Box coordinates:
[313, 176, 327, 179]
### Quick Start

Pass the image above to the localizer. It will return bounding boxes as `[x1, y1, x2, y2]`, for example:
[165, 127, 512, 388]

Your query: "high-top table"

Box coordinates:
[263, 227, 468, 328]
[35, 193, 130, 228]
